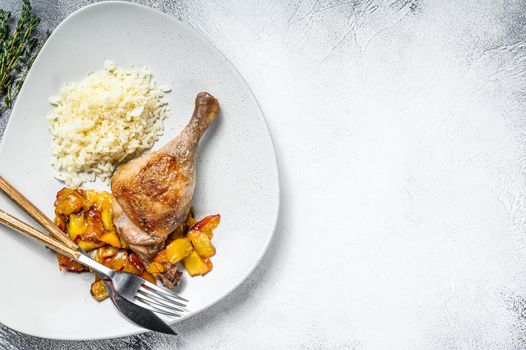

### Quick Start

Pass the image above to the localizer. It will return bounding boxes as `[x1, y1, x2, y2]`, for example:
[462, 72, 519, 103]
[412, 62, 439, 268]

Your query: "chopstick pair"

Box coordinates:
[0, 208, 81, 259]
[0, 176, 81, 259]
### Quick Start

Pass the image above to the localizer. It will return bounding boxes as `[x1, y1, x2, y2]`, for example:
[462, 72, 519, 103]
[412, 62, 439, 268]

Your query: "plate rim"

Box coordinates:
[0, 0, 280, 340]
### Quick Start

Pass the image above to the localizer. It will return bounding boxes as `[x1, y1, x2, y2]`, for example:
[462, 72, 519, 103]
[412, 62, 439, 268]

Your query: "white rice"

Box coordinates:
[47, 60, 169, 187]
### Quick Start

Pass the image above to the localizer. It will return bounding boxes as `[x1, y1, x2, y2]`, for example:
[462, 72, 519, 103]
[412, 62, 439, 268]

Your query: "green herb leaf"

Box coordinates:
[0, 0, 45, 113]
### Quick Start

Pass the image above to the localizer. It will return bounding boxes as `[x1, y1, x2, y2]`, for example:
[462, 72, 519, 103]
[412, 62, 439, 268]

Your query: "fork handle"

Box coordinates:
[0, 176, 78, 251]
[0, 209, 80, 259]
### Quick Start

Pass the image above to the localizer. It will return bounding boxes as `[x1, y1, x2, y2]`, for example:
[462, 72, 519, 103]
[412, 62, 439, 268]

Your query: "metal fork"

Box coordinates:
[0, 176, 188, 318]
[77, 252, 187, 316]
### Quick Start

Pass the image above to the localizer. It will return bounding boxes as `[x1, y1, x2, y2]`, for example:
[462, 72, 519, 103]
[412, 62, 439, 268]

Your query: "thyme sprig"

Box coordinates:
[0, 0, 44, 113]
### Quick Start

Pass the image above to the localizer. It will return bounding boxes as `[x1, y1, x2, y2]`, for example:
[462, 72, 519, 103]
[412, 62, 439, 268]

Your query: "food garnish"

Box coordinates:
[0, 0, 46, 111]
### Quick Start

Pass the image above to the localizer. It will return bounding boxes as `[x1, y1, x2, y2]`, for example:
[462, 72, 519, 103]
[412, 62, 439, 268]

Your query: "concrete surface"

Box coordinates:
[1, 0, 526, 349]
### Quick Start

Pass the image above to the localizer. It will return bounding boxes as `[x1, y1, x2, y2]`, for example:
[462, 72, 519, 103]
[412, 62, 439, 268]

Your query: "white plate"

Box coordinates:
[0, 2, 279, 340]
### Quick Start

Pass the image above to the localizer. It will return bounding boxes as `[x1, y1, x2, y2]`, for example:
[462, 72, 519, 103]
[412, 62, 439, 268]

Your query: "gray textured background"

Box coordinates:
[2, 0, 526, 349]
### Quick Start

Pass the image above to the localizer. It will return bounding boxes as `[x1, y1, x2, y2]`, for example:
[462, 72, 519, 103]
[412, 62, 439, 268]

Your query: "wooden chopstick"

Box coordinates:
[0, 209, 80, 259]
[0, 176, 78, 250]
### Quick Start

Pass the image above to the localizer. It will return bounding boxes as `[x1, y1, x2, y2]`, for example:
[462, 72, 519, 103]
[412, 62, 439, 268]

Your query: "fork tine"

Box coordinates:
[141, 281, 188, 303]
[139, 284, 187, 308]
[134, 299, 183, 318]
[137, 290, 187, 313]
[135, 294, 184, 316]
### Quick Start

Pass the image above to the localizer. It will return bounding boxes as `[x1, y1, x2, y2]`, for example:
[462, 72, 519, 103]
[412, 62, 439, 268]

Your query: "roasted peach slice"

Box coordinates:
[141, 272, 157, 284]
[84, 189, 99, 205]
[84, 208, 105, 240]
[99, 231, 122, 248]
[146, 261, 166, 277]
[90, 246, 118, 262]
[90, 279, 109, 301]
[153, 250, 169, 264]
[183, 251, 213, 276]
[55, 188, 85, 215]
[188, 229, 216, 258]
[190, 214, 220, 239]
[54, 214, 67, 232]
[101, 197, 114, 231]
[84, 190, 111, 209]
[166, 237, 193, 264]
[77, 240, 105, 252]
[67, 213, 86, 241]
[57, 254, 88, 272]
